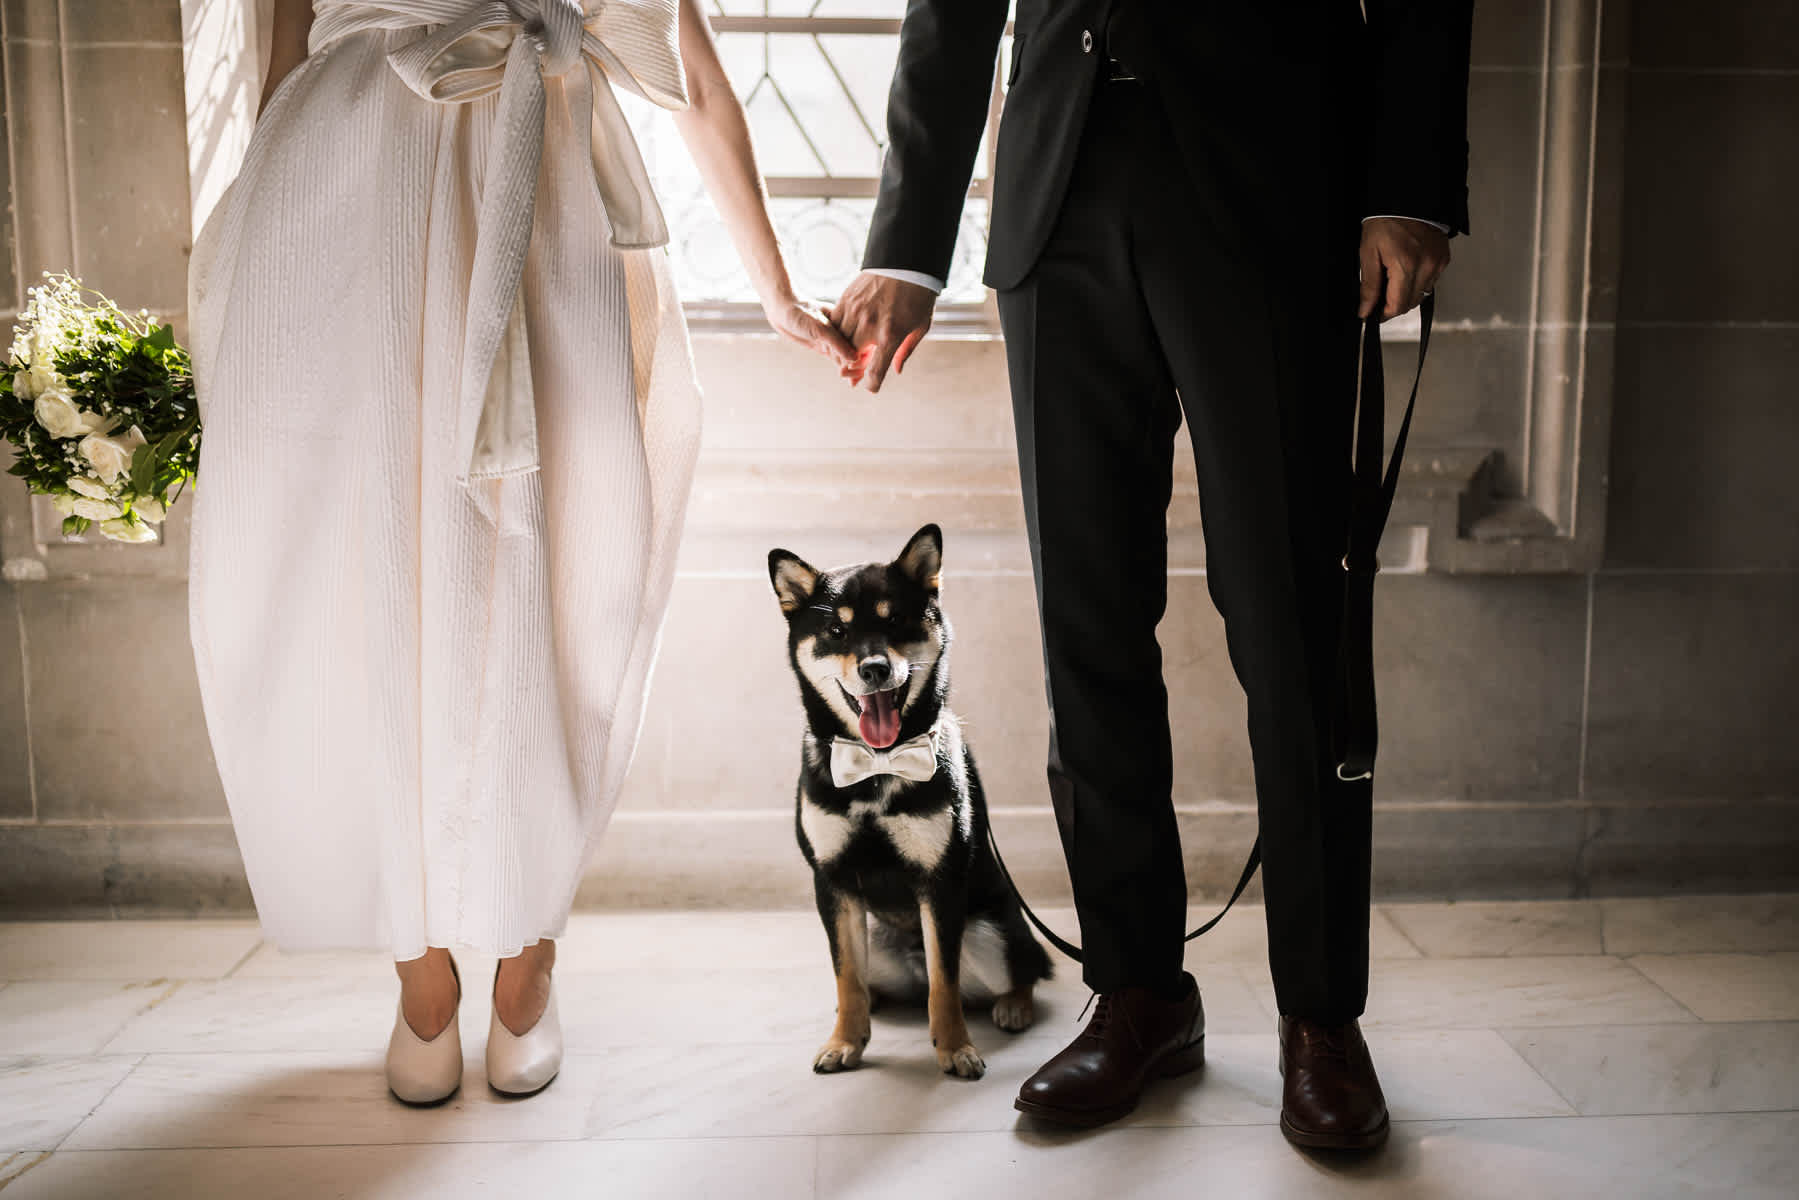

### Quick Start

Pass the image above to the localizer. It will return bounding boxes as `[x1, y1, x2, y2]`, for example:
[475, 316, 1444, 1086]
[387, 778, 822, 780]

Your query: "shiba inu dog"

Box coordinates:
[767, 524, 1052, 1080]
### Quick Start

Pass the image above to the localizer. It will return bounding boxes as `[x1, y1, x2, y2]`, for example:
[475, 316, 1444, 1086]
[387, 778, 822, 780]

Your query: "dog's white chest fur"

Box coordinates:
[800, 791, 957, 871]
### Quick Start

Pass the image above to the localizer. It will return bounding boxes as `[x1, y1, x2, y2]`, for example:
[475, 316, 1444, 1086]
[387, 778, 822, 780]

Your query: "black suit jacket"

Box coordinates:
[862, 0, 1473, 293]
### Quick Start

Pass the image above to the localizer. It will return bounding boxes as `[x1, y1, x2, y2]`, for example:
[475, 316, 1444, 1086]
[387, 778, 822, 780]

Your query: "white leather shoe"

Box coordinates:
[385, 957, 462, 1105]
[487, 975, 562, 1097]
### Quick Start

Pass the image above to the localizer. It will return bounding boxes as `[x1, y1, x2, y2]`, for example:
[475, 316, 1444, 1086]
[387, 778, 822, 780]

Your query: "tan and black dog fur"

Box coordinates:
[768, 525, 1052, 1079]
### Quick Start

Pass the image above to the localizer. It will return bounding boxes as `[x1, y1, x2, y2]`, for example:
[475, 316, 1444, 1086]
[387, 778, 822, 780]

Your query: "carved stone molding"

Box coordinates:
[1450, 0, 1628, 573]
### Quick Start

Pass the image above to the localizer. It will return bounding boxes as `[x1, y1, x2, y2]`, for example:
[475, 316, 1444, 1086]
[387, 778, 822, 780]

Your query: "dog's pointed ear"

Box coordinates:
[768, 549, 820, 614]
[895, 524, 943, 593]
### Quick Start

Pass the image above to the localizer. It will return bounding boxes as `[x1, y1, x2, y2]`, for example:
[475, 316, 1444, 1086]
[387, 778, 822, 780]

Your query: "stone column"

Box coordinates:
[0, 1, 240, 916]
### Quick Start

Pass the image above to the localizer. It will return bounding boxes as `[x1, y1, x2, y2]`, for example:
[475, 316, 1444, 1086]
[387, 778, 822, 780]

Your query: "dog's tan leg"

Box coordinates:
[991, 985, 1036, 1032]
[813, 895, 871, 1073]
[920, 901, 985, 1079]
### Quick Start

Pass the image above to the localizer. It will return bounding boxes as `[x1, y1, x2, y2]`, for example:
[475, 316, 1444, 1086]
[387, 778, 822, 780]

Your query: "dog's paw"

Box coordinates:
[812, 1039, 866, 1074]
[991, 991, 1035, 1032]
[937, 1042, 986, 1080]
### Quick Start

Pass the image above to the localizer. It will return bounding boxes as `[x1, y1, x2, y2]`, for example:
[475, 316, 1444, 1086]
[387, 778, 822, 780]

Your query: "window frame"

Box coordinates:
[687, 10, 1011, 330]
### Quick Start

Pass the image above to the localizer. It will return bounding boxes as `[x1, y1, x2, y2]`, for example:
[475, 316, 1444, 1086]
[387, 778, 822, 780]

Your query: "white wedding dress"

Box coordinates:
[187, 0, 701, 960]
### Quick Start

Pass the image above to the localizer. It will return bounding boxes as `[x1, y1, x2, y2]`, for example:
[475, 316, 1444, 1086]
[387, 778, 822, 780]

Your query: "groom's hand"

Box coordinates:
[829, 273, 936, 393]
[1358, 217, 1452, 321]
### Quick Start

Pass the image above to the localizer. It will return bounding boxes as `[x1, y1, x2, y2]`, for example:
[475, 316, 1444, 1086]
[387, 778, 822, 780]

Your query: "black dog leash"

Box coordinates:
[988, 821, 1261, 964]
[1334, 291, 1434, 780]
[988, 294, 1436, 964]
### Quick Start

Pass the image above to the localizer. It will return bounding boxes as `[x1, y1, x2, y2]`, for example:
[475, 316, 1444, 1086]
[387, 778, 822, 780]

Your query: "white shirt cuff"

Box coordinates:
[1365, 214, 1452, 235]
[862, 267, 945, 294]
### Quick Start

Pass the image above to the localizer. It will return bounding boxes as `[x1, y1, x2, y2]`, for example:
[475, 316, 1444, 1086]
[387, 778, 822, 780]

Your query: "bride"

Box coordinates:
[187, 0, 852, 1104]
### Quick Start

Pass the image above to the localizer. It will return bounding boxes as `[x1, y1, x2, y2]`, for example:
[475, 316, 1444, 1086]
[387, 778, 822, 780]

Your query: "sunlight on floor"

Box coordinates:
[2, 896, 1797, 1198]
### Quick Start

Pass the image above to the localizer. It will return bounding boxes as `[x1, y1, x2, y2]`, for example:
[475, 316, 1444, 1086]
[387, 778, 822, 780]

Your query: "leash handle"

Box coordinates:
[1333, 292, 1435, 781]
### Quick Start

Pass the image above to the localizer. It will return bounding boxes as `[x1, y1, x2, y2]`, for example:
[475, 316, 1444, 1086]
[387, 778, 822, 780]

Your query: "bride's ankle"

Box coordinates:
[493, 940, 555, 1033]
[496, 939, 556, 983]
[395, 948, 459, 1039]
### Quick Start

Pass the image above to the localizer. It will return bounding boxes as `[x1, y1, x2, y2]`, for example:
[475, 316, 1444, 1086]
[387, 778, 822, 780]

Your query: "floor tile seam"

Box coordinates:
[1360, 1016, 1704, 1032]
[88, 981, 184, 1057]
[220, 939, 268, 981]
[46, 1052, 146, 1156]
[49, 1131, 911, 1153]
[1486, 1028, 1583, 1116]
[3, 974, 275, 985]
[1373, 948, 1613, 959]
[1499, 1017, 1799, 1030]
[41, 1111, 1799, 1157]
[1369, 906, 1427, 957]
[92, 1016, 1732, 1055]
[1614, 956, 1708, 1023]
[89, 1018, 1799, 1059]
[0, 1149, 54, 1192]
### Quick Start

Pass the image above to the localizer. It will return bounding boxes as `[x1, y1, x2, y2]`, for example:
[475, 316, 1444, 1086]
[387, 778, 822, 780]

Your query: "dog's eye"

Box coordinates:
[827, 621, 846, 639]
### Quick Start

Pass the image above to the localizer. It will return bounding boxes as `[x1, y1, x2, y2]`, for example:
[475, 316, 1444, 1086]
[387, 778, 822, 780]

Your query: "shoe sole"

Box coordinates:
[389, 1084, 460, 1108]
[1279, 1111, 1390, 1152]
[488, 1071, 560, 1100]
[1012, 1037, 1205, 1129]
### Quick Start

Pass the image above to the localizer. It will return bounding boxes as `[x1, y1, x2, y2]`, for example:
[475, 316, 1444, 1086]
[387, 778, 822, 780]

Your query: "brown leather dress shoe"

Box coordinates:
[1014, 973, 1205, 1128]
[1278, 1015, 1390, 1151]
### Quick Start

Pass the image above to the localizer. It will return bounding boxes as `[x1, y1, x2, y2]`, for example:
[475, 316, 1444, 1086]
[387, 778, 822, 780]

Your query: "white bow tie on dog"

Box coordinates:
[830, 732, 939, 788]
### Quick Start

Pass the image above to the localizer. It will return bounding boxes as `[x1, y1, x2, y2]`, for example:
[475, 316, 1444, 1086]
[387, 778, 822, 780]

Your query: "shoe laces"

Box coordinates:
[1294, 1022, 1351, 1063]
[1076, 991, 1144, 1052]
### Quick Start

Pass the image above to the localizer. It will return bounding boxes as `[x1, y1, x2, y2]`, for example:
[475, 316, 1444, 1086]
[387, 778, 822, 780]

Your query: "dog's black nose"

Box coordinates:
[858, 657, 892, 688]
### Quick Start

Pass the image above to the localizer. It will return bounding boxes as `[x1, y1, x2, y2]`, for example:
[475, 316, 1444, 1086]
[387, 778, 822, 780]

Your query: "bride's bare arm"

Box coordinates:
[671, 0, 854, 366]
[259, 0, 316, 115]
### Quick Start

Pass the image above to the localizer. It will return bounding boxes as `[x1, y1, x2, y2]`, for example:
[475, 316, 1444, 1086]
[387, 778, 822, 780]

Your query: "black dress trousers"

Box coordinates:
[996, 79, 1374, 1022]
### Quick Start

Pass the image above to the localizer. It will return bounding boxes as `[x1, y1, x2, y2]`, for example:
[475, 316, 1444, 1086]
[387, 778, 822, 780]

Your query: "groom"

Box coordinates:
[831, 0, 1471, 1148]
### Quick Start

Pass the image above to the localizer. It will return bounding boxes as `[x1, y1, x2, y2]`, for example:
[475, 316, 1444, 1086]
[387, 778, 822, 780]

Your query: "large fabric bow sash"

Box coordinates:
[309, 0, 688, 484]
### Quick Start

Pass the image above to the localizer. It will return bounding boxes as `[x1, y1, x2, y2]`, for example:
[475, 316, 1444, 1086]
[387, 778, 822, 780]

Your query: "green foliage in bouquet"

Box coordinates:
[0, 274, 201, 543]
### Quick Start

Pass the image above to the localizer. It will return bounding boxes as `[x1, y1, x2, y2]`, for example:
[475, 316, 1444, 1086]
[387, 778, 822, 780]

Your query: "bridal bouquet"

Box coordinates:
[0, 274, 201, 542]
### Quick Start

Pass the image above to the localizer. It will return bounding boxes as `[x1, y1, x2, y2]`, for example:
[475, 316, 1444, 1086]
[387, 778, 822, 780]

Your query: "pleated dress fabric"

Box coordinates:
[187, 2, 701, 961]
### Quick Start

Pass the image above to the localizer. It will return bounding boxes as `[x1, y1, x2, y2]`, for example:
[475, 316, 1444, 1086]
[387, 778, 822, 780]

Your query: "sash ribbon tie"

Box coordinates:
[309, 0, 688, 486]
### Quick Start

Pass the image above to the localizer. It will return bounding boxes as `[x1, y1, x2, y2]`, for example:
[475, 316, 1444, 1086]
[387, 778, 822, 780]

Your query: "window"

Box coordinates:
[629, 1, 1014, 321]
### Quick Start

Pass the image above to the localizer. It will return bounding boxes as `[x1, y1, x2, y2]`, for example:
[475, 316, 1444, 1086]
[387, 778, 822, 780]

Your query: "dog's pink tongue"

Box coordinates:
[859, 689, 902, 749]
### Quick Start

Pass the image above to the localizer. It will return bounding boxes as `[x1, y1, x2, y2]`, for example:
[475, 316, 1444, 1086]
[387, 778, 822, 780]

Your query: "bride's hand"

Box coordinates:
[765, 293, 857, 369]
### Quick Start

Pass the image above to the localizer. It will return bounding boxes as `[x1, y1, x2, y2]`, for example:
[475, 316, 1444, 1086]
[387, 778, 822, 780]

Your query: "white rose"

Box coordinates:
[70, 495, 123, 521]
[33, 388, 104, 439]
[66, 474, 112, 500]
[28, 362, 60, 398]
[99, 517, 157, 544]
[12, 369, 37, 400]
[78, 426, 148, 484]
[130, 496, 167, 524]
[50, 492, 77, 516]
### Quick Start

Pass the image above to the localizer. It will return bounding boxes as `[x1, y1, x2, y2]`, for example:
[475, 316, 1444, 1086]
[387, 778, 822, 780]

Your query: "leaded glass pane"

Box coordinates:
[624, 3, 1011, 308]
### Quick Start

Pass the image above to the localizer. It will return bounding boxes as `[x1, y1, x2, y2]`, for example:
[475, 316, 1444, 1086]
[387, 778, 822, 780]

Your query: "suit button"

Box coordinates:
[1081, 29, 1094, 53]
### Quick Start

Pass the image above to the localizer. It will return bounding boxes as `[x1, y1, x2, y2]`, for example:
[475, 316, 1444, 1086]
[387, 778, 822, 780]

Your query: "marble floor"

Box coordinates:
[2, 895, 1798, 1198]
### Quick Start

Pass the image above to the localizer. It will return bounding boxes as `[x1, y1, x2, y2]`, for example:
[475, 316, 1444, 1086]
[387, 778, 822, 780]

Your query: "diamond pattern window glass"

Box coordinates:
[624, 2, 1015, 313]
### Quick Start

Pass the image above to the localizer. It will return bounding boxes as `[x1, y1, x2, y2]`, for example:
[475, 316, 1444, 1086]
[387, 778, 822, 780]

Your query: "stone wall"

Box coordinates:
[0, 0, 1793, 917]
[1587, 0, 1799, 882]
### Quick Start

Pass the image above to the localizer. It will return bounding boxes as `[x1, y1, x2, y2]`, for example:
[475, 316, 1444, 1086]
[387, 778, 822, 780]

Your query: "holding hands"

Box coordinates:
[765, 271, 936, 391]
[764, 289, 858, 369]
[827, 273, 936, 392]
